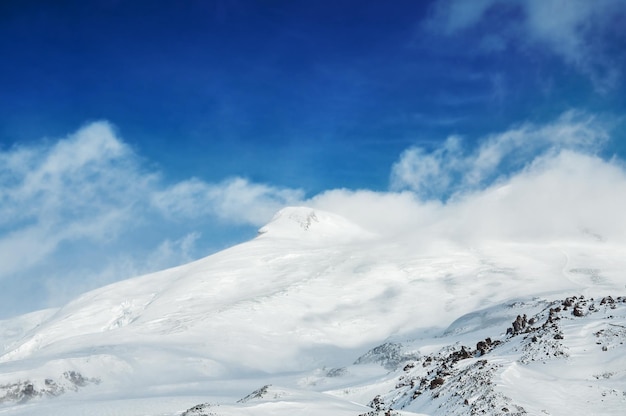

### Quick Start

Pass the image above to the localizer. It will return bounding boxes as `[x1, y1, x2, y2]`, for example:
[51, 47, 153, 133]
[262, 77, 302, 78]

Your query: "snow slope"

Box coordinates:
[0, 206, 625, 415]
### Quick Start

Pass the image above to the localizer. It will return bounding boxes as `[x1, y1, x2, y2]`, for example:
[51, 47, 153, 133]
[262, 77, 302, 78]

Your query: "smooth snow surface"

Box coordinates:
[1, 206, 625, 415]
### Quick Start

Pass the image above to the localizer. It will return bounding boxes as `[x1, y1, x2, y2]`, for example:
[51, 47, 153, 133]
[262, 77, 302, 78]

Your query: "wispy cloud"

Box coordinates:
[389, 110, 610, 198]
[425, 0, 498, 36]
[0, 121, 148, 278]
[424, 0, 626, 91]
[0, 122, 304, 315]
[151, 177, 304, 226]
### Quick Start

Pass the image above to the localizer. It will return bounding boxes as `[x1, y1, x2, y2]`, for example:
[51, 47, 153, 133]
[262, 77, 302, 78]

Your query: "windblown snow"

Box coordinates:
[1, 206, 625, 415]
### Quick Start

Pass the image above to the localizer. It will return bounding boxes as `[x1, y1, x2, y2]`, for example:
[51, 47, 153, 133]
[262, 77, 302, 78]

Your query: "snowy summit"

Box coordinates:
[257, 206, 374, 241]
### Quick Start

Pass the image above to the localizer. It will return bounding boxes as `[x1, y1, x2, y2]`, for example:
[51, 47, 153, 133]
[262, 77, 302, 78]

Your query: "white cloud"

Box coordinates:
[523, 0, 624, 92]
[0, 122, 148, 279]
[151, 177, 305, 226]
[424, 0, 626, 91]
[312, 150, 626, 248]
[389, 135, 463, 198]
[390, 110, 609, 197]
[442, 150, 626, 243]
[309, 189, 442, 238]
[307, 111, 626, 250]
[0, 121, 304, 314]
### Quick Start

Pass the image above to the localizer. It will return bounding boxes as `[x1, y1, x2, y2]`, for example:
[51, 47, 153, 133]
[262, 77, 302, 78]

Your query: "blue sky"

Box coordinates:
[1, 0, 626, 317]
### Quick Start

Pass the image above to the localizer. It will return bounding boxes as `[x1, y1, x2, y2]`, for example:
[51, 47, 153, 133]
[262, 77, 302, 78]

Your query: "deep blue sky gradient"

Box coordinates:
[3, 1, 623, 192]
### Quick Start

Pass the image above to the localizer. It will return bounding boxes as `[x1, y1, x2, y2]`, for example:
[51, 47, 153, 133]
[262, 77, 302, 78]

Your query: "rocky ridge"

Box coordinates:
[349, 294, 626, 415]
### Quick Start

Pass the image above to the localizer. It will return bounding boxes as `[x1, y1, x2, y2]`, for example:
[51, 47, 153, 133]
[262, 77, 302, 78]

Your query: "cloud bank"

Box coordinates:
[425, 0, 626, 91]
[314, 149, 626, 246]
[309, 110, 626, 248]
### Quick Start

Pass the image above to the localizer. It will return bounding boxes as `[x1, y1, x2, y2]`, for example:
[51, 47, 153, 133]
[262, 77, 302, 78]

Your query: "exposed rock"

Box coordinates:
[181, 403, 220, 416]
[354, 342, 420, 370]
[326, 367, 347, 377]
[237, 385, 270, 403]
[368, 395, 386, 411]
[0, 371, 100, 404]
[430, 377, 445, 389]
[573, 305, 585, 317]
[601, 296, 615, 305]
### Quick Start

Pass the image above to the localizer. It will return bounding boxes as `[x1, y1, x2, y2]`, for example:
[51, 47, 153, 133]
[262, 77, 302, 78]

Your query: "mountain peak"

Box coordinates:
[257, 206, 371, 241]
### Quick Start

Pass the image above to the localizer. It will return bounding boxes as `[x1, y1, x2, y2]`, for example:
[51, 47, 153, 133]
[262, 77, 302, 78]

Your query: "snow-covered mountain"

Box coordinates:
[1, 206, 625, 415]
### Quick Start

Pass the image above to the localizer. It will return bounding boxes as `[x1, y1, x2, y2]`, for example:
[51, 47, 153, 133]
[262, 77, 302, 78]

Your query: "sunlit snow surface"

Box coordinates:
[1, 207, 625, 415]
